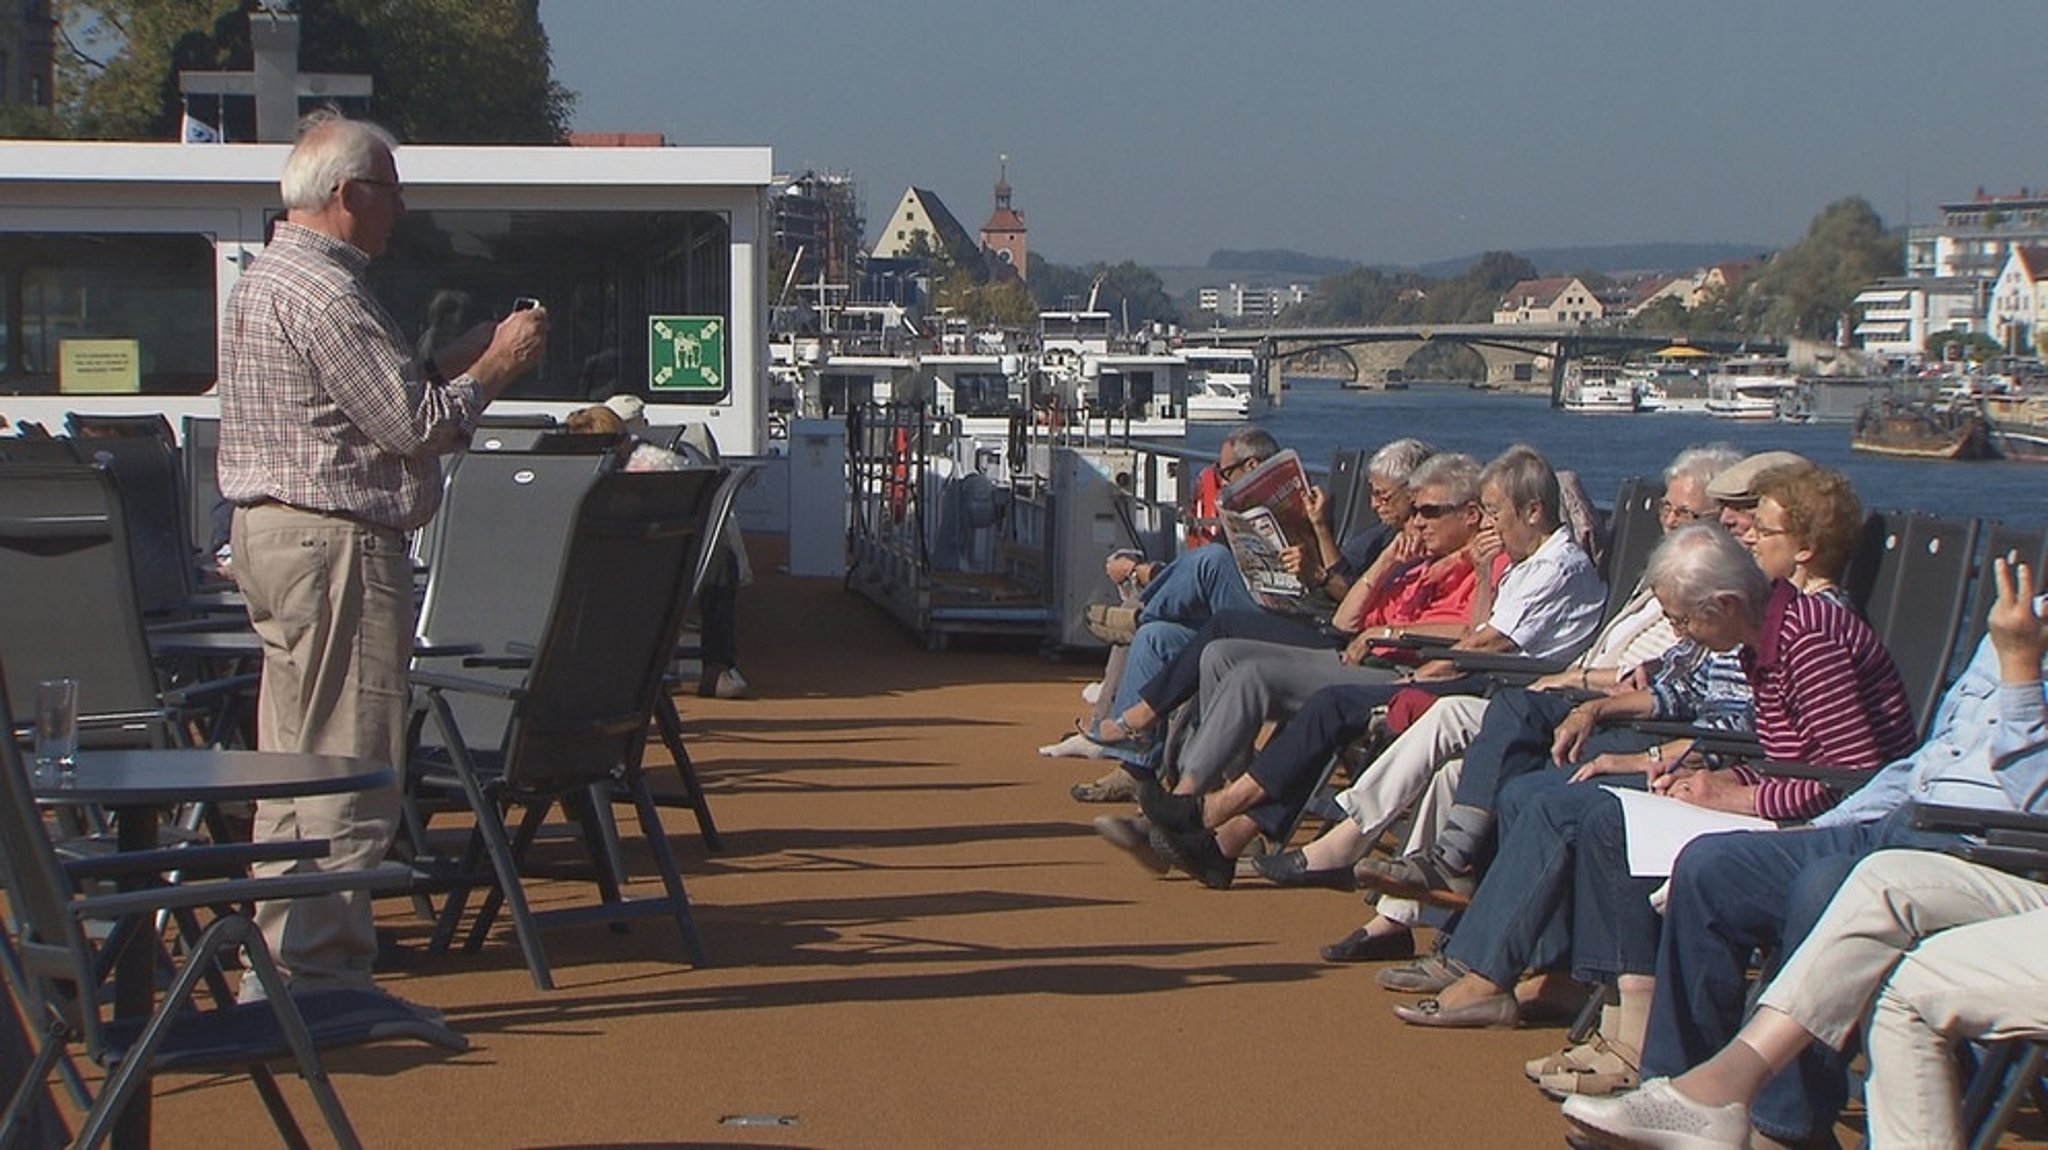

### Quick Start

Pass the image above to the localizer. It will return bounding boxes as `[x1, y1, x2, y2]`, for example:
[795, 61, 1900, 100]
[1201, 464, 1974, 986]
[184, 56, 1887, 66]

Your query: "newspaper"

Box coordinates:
[1216, 448, 1322, 613]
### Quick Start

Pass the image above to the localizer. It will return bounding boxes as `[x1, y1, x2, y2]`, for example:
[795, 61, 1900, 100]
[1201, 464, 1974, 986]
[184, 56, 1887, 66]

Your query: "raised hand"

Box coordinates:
[1988, 558, 2047, 684]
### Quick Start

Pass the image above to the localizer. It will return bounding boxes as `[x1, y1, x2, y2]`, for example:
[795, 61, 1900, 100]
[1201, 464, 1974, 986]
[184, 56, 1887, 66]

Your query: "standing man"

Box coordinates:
[218, 111, 547, 994]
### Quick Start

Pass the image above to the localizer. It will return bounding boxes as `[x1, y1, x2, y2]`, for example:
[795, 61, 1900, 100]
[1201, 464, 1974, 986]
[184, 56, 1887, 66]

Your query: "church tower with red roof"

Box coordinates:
[979, 157, 1028, 282]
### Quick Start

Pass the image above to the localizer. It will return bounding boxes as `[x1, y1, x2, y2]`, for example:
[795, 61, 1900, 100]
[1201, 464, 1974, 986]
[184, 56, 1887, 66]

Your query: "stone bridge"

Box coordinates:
[1189, 325, 1776, 399]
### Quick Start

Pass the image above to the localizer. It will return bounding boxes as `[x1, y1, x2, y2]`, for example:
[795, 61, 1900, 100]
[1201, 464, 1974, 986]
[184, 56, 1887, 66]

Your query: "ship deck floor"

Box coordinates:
[43, 540, 2048, 1148]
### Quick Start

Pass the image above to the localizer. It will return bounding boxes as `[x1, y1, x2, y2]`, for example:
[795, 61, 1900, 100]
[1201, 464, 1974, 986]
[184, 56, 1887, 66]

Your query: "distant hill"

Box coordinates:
[1414, 243, 1770, 279]
[1206, 248, 1358, 276]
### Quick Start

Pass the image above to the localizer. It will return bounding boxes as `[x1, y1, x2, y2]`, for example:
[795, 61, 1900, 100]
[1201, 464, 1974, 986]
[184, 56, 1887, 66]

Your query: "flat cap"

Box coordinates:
[1706, 450, 1809, 503]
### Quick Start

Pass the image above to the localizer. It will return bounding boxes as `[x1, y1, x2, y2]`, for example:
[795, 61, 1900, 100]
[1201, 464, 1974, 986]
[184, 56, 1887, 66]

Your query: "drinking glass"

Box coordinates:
[34, 677, 79, 782]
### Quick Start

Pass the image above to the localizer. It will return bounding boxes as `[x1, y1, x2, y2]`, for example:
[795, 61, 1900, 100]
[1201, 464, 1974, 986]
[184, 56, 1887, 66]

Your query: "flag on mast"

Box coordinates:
[181, 110, 222, 144]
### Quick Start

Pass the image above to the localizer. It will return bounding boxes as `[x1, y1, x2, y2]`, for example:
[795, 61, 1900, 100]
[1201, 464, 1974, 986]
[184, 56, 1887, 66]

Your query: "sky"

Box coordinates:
[540, 0, 2047, 271]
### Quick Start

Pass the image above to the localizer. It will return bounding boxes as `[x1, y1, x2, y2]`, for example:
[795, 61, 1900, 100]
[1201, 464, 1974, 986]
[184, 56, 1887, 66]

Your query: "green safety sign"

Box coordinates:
[647, 315, 725, 392]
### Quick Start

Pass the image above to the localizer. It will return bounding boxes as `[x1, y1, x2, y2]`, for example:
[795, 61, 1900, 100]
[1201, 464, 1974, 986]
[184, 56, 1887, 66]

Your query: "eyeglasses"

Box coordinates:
[349, 177, 405, 196]
[1218, 456, 1258, 482]
[1368, 484, 1404, 505]
[1662, 609, 1694, 631]
[1660, 500, 1710, 522]
[1749, 523, 1792, 539]
[1412, 502, 1467, 520]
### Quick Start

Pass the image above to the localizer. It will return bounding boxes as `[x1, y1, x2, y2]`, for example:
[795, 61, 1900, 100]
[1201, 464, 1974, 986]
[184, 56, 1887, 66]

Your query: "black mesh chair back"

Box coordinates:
[1844, 510, 1910, 627]
[180, 415, 225, 560]
[1872, 514, 1981, 739]
[502, 469, 719, 794]
[1323, 448, 1373, 545]
[67, 435, 194, 618]
[413, 451, 612, 744]
[63, 413, 174, 442]
[1599, 477, 1661, 619]
[0, 436, 83, 465]
[0, 464, 169, 747]
[1967, 523, 2048, 659]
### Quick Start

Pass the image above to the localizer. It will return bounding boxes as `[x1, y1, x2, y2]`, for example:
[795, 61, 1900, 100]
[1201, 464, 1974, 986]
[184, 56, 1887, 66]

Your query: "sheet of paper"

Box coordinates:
[1605, 786, 1776, 878]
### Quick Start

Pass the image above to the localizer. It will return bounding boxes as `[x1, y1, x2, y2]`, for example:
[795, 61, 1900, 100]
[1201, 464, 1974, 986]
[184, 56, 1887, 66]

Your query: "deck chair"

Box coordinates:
[1896, 803, 2048, 1149]
[1965, 524, 2048, 660]
[0, 673, 466, 1150]
[409, 467, 721, 990]
[179, 415, 226, 577]
[64, 434, 219, 621]
[0, 464, 186, 751]
[1322, 447, 1373, 544]
[0, 436, 82, 465]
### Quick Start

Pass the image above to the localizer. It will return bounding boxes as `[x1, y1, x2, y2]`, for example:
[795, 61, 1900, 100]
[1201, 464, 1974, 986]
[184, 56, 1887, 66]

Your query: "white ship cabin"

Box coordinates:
[0, 139, 774, 454]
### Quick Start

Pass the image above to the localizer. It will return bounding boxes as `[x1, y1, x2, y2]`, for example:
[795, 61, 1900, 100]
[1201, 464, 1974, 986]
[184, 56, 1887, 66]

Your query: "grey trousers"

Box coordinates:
[1759, 849, 2048, 1150]
[1175, 637, 1399, 791]
[232, 503, 411, 993]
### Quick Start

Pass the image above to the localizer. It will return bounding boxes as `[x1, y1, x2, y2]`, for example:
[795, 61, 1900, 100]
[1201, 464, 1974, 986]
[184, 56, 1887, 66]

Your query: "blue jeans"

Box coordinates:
[1443, 768, 1650, 988]
[1640, 810, 1956, 1142]
[1569, 789, 1664, 983]
[1137, 608, 1336, 717]
[1105, 544, 1258, 724]
[1449, 687, 1581, 812]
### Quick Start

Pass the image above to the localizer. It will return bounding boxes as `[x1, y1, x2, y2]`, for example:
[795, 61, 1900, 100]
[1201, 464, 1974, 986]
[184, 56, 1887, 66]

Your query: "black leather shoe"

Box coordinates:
[1319, 926, 1417, 963]
[1153, 826, 1234, 889]
[1251, 849, 1359, 891]
[1136, 774, 1203, 835]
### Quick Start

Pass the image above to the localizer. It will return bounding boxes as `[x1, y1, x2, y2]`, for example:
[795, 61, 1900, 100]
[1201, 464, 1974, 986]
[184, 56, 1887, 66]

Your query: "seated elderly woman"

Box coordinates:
[1740, 462, 1861, 602]
[1386, 526, 1915, 1102]
[1564, 849, 2048, 1150]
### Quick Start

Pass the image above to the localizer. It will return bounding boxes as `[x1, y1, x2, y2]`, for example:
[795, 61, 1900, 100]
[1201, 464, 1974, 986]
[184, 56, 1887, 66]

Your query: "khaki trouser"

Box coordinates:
[1758, 849, 2048, 1150]
[231, 502, 411, 993]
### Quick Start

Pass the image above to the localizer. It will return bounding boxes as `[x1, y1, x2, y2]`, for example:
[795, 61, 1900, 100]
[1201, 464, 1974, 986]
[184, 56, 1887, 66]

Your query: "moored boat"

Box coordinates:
[1849, 396, 1997, 460]
[1560, 361, 1635, 414]
[1707, 354, 1799, 420]
[1981, 390, 2048, 462]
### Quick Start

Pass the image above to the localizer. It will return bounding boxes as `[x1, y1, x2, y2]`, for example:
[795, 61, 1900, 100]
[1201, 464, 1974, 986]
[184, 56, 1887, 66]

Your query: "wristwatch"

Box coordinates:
[1646, 744, 1664, 765]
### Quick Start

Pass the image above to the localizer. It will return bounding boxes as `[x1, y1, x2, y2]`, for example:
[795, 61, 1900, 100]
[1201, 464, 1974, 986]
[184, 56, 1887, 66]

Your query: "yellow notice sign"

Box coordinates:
[59, 339, 142, 394]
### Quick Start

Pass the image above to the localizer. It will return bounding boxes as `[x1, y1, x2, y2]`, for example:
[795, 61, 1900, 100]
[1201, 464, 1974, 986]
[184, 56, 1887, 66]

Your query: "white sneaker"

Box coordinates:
[705, 668, 750, 699]
[1562, 1077, 1752, 1150]
[1081, 680, 1104, 705]
[1038, 731, 1110, 759]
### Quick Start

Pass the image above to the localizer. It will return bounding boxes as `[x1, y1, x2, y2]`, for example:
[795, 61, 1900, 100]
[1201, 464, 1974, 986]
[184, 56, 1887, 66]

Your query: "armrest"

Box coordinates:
[410, 641, 484, 659]
[411, 668, 525, 699]
[1375, 632, 1456, 651]
[460, 655, 535, 670]
[1910, 802, 2048, 837]
[161, 672, 261, 707]
[1443, 650, 1573, 677]
[60, 840, 330, 882]
[70, 861, 415, 922]
[1745, 760, 1877, 793]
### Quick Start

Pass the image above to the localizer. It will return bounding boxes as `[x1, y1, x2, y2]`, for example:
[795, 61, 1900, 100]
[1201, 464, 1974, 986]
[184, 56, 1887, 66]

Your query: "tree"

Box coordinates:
[51, 0, 571, 142]
[1925, 330, 2002, 365]
[1747, 197, 1901, 339]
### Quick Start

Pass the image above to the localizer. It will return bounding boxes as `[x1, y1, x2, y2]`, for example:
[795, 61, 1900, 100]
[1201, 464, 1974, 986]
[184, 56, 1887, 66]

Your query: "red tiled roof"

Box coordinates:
[982, 208, 1026, 233]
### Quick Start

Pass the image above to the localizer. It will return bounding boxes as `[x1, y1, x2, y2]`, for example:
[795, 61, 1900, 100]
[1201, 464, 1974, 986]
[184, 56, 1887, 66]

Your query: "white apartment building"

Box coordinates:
[1198, 281, 1311, 322]
[1852, 276, 1989, 361]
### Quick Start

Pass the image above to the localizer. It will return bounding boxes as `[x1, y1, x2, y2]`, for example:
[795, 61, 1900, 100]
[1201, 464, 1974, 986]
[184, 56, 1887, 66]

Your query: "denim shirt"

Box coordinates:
[1812, 619, 2048, 828]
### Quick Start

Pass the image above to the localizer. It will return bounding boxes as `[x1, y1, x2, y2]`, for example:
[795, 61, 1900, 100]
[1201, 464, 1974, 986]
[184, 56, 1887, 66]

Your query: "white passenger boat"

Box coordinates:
[1707, 354, 1800, 420]
[1560, 362, 1635, 413]
[1181, 346, 1265, 422]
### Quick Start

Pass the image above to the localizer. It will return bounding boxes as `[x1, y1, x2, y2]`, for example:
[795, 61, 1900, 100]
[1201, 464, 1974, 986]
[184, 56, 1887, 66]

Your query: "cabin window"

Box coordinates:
[0, 232, 217, 396]
[368, 207, 732, 403]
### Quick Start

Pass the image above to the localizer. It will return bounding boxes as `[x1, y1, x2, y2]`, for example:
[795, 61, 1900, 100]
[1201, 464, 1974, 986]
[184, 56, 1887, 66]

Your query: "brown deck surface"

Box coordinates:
[74, 546, 2046, 1148]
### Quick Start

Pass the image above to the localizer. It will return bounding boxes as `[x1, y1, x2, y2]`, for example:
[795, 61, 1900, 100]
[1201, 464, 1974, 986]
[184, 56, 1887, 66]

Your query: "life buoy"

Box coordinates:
[886, 425, 911, 524]
[1185, 464, 1223, 550]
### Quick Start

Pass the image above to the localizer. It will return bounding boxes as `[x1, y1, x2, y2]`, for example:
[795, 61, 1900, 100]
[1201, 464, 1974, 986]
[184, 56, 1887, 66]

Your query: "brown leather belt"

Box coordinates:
[238, 498, 401, 538]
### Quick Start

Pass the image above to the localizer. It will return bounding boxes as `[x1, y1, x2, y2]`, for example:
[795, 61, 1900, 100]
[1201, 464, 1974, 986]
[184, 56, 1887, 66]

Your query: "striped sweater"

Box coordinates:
[1735, 580, 1918, 821]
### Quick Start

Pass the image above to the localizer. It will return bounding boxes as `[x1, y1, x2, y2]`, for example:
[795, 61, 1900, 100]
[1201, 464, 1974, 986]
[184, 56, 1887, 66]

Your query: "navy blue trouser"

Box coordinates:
[1639, 810, 1957, 1142]
[1240, 673, 1490, 840]
[1449, 686, 1582, 812]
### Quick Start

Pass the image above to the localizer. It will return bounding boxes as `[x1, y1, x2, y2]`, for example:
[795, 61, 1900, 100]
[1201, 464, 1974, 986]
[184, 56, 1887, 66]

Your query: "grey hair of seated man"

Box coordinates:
[1665, 442, 1746, 490]
[1220, 424, 1281, 462]
[1645, 522, 1772, 620]
[1406, 452, 1482, 506]
[280, 111, 398, 210]
[1479, 444, 1562, 528]
[1368, 437, 1437, 485]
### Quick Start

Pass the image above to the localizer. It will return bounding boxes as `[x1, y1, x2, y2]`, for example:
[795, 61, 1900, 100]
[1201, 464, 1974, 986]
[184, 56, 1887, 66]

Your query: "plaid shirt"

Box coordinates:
[217, 222, 481, 532]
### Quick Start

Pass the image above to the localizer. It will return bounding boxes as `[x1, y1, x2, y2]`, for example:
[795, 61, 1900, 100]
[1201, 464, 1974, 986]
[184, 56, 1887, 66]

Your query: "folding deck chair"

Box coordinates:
[409, 468, 722, 990]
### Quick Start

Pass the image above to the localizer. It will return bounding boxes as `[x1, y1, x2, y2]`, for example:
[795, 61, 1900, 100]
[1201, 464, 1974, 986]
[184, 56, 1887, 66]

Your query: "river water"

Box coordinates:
[1168, 378, 2043, 523]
